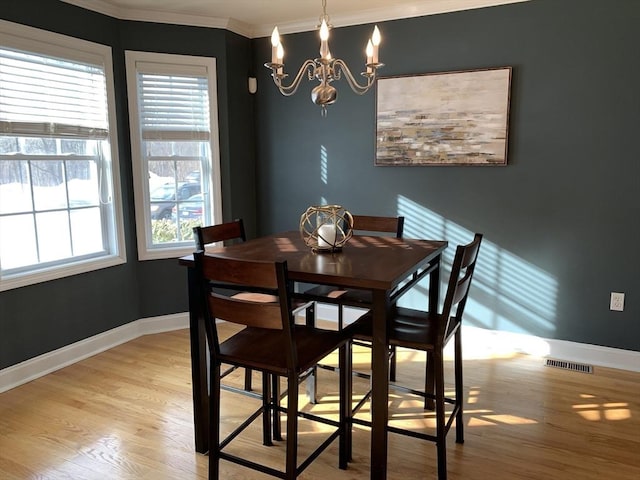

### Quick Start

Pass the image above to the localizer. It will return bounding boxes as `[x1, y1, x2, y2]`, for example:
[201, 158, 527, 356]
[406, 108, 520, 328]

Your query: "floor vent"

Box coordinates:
[544, 358, 593, 374]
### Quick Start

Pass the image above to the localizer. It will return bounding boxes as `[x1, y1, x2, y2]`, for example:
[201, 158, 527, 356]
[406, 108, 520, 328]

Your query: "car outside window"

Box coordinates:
[125, 51, 222, 260]
[150, 182, 201, 220]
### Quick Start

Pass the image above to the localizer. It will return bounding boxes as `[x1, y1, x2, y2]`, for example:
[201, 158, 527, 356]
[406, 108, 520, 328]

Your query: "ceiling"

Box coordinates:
[60, 0, 529, 38]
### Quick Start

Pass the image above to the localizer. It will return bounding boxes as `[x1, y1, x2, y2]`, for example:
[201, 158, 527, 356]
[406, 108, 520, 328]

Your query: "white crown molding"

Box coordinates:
[60, 0, 529, 38]
[59, 0, 254, 37]
[60, 0, 124, 18]
[256, 0, 530, 37]
[1, 308, 638, 395]
[117, 8, 254, 38]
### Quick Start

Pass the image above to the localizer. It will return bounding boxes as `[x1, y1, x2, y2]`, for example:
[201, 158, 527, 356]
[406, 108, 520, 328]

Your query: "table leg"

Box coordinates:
[428, 254, 441, 313]
[370, 289, 389, 480]
[187, 266, 209, 453]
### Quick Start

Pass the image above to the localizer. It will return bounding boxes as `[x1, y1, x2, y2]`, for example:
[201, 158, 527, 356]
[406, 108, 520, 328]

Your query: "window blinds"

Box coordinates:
[136, 65, 211, 142]
[0, 47, 109, 140]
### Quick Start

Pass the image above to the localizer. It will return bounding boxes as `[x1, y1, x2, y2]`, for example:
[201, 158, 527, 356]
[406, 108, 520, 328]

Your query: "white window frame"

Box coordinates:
[125, 51, 222, 260]
[0, 20, 126, 292]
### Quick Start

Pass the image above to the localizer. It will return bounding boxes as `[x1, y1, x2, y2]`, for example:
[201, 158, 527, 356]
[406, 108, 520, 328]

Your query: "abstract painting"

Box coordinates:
[375, 67, 512, 166]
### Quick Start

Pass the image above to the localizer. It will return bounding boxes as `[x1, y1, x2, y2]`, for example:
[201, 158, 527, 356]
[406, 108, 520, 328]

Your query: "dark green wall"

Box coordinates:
[1, 0, 638, 370]
[253, 0, 640, 351]
[0, 0, 255, 368]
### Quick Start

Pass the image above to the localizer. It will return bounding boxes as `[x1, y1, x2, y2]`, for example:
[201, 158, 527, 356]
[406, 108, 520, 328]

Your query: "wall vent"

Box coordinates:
[544, 358, 593, 374]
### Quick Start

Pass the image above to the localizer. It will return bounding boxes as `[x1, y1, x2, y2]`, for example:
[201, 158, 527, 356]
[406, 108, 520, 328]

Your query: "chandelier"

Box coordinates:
[264, 0, 383, 116]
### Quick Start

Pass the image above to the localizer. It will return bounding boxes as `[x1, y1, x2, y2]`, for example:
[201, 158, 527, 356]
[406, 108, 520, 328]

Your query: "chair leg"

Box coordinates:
[305, 302, 316, 327]
[425, 351, 435, 410]
[389, 345, 397, 382]
[434, 351, 447, 480]
[272, 374, 282, 441]
[209, 362, 221, 480]
[455, 329, 464, 444]
[338, 342, 351, 468]
[262, 373, 273, 446]
[306, 366, 318, 404]
[244, 368, 253, 391]
[285, 372, 299, 480]
[304, 303, 318, 404]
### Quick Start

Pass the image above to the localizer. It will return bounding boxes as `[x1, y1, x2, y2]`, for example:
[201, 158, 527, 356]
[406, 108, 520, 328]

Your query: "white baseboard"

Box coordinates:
[0, 313, 189, 393]
[458, 324, 640, 373]
[2, 308, 638, 394]
[315, 304, 640, 373]
[535, 335, 640, 372]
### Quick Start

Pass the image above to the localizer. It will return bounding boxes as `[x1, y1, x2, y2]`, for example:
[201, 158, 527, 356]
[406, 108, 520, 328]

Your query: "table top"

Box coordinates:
[181, 231, 447, 292]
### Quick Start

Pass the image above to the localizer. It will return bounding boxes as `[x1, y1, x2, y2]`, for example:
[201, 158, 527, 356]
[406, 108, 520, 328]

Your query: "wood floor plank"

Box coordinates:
[1, 324, 639, 479]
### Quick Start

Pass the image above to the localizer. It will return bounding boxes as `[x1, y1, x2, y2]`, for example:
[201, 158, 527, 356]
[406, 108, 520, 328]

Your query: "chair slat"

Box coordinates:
[451, 271, 473, 307]
[350, 215, 404, 237]
[210, 293, 283, 330]
[201, 255, 279, 290]
[195, 219, 246, 250]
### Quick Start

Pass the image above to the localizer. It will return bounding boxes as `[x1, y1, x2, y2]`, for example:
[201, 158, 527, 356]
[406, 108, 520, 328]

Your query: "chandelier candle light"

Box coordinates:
[265, 0, 383, 116]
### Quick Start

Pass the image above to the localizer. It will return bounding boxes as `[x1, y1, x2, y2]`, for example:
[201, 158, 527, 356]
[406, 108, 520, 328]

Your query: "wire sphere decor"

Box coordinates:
[300, 205, 353, 252]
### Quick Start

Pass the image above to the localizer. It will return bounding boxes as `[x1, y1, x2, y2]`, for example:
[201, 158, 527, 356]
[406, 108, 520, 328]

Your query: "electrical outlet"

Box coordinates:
[610, 292, 625, 312]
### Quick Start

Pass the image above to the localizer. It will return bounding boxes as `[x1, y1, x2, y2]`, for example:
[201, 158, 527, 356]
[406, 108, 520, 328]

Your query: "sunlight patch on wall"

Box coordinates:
[320, 145, 328, 185]
[397, 195, 558, 338]
[454, 325, 551, 359]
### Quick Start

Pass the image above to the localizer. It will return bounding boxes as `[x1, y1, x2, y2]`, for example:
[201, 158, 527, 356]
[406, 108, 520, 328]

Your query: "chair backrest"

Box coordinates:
[194, 251, 295, 364]
[440, 233, 483, 340]
[350, 215, 404, 238]
[194, 219, 246, 250]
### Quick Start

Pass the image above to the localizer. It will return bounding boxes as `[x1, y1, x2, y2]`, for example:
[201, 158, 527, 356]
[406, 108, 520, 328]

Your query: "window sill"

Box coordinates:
[0, 254, 126, 292]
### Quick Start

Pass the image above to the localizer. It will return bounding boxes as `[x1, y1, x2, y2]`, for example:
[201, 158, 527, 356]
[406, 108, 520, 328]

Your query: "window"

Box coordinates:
[0, 20, 125, 291]
[125, 51, 222, 260]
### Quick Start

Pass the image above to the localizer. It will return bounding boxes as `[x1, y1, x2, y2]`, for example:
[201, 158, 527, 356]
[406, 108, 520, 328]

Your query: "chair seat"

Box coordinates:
[349, 307, 456, 351]
[226, 292, 311, 313]
[231, 292, 278, 302]
[219, 325, 347, 375]
[300, 284, 373, 306]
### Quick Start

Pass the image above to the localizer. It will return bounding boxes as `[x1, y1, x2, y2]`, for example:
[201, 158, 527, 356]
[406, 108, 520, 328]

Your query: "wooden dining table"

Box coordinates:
[179, 230, 448, 480]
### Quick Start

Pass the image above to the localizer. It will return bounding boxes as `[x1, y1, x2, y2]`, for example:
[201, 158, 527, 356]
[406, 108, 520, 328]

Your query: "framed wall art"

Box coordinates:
[375, 67, 512, 166]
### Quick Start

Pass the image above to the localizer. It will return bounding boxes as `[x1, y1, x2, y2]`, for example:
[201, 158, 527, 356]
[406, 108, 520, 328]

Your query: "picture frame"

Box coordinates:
[375, 67, 512, 166]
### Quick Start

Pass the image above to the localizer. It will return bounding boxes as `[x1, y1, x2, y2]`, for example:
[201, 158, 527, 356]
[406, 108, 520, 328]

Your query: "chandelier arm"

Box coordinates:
[333, 59, 376, 95]
[270, 60, 317, 97]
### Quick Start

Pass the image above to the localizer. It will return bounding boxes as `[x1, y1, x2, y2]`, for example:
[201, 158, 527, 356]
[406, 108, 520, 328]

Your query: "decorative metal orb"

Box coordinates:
[300, 205, 353, 252]
[311, 84, 337, 105]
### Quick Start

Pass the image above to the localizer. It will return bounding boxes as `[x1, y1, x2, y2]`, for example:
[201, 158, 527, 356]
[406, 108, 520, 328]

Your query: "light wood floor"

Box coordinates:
[1, 323, 639, 479]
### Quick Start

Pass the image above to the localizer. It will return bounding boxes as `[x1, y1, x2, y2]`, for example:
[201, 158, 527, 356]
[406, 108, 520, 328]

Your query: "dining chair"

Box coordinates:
[302, 214, 405, 331]
[300, 215, 404, 401]
[348, 233, 483, 479]
[195, 220, 266, 393]
[194, 252, 350, 479]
